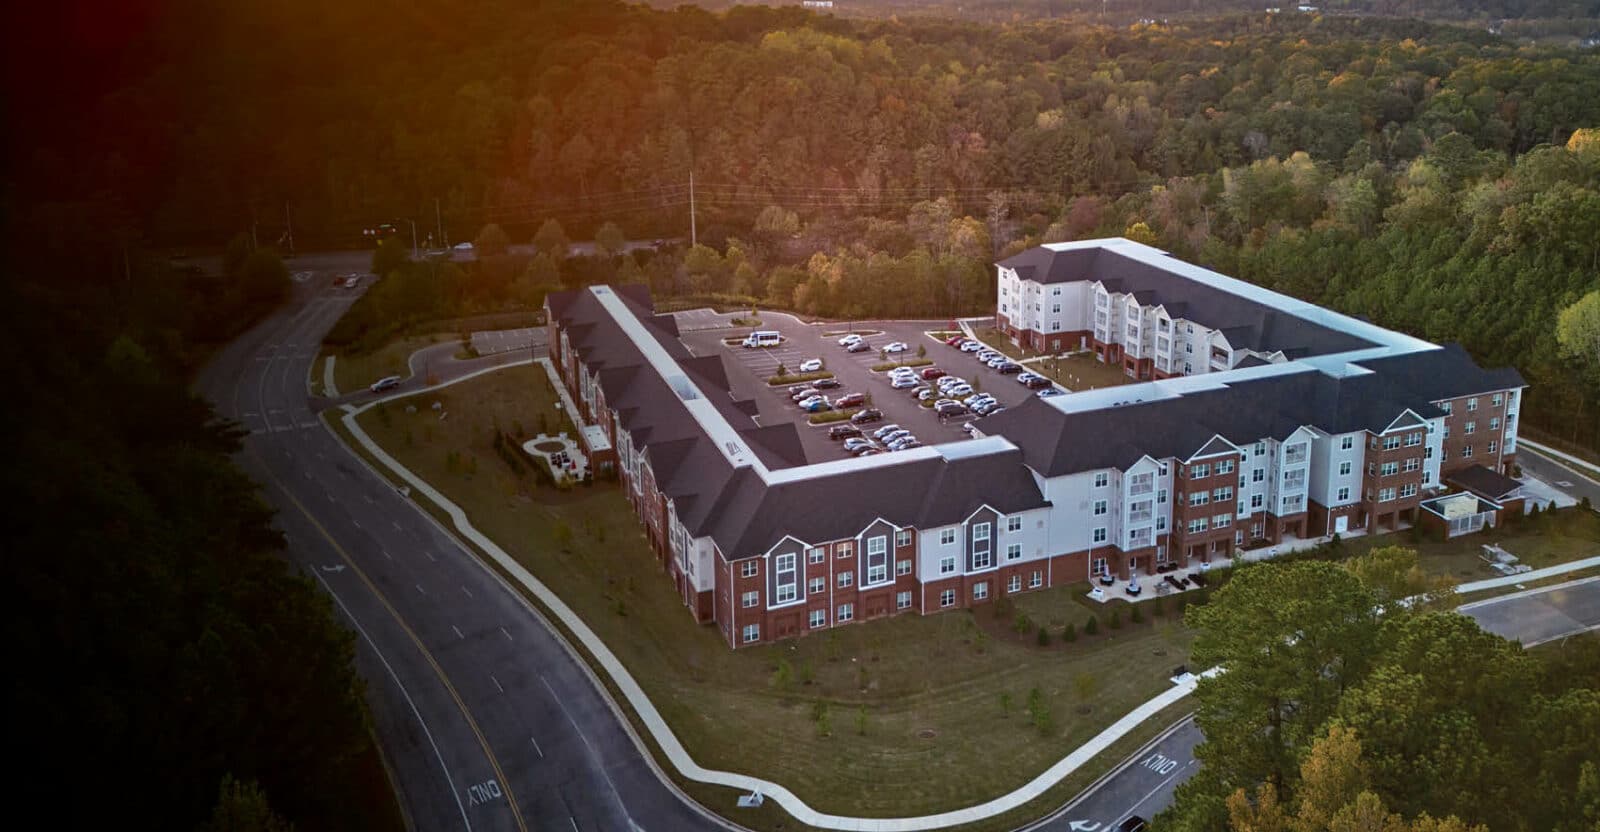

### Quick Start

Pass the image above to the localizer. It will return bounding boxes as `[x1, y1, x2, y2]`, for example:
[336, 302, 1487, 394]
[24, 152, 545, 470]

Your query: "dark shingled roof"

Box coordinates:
[983, 344, 1525, 477]
[549, 286, 1050, 559]
[997, 247, 1376, 356]
[1446, 465, 1524, 502]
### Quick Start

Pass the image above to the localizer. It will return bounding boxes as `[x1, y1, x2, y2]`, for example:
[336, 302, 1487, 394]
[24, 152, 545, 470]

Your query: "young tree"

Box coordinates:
[474, 223, 511, 257]
[533, 219, 570, 259]
[594, 221, 626, 258]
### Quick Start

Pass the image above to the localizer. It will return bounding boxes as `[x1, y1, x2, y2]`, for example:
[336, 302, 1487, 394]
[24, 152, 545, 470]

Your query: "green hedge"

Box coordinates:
[807, 408, 861, 425]
[768, 371, 835, 386]
[872, 358, 933, 371]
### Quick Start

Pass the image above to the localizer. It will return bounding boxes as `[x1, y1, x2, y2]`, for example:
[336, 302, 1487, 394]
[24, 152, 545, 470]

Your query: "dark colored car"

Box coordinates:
[920, 366, 946, 380]
[850, 408, 883, 424]
[996, 362, 1023, 374]
[812, 377, 841, 389]
[846, 341, 871, 353]
[1118, 817, 1147, 832]
[835, 392, 866, 408]
[935, 403, 969, 418]
[1023, 375, 1052, 389]
[828, 424, 862, 440]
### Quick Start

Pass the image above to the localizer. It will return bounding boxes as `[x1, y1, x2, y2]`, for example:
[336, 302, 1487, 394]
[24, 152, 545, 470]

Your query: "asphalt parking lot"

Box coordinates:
[677, 314, 1042, 464]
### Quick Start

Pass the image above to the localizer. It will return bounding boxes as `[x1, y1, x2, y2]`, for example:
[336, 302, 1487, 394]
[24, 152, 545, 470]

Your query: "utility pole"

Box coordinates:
[408, 219, 419, 260]
[435, 198, 446, 249]
[284, 201, 295, 256]
[689, 169, 697, 248]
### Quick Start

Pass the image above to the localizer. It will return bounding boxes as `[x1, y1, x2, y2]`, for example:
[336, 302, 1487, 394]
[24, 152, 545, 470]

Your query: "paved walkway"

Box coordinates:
[331, 358, 1600, 832]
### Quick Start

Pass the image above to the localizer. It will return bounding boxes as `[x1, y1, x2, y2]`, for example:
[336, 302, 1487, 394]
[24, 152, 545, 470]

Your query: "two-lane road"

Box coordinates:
[198, 275, 725, 832]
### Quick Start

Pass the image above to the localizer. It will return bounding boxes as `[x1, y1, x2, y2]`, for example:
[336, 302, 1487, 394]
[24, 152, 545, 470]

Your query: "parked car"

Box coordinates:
[1022, 374, 1052, 389]
[884, 341, 908, 353]
[369, 375, 402, 393]
[936, 403, 969, 418]
[973, 400, 1000, 416]
[802, 399, 832, 413]
[881, 429, 912, 444]
[888, 366, 918, 378]
[872, 423, 903, 440]
[920, 366, 946, 380]
[835, 392, 866, 408]
[838, 333, 863, 347]
[791, 387, 820, 402]
[986, 356, 1011, 369]
[959, 340, 984, 352]
[891, 376, 920, 389]
[961, 422, 978, 436]
[937, 375, 967, 389]
[812, 378, 841, 389]
[828, 424, 862, 440]
[855, 446, 885, 457]
[944, 335, 966, 347]
[797, 394, 827, 409]
[851, 408, 883, 424]
[846, 341, 872, 353]
[976, 349, 1001, 362]
[984, 405, 1006, 417]
[788, 383, 812, 396]
[917, 388, 937, 402]
[888, 437, 921, 451]
[799, 358, 823, 372]
[964, 392, 995, 406]
[843, 437, 877, 453]
[1038, 388, 1065, 398]
[996, 362, 1023, 374]
[944, 384, 974, 397]
[1117, 817, 1148, 832]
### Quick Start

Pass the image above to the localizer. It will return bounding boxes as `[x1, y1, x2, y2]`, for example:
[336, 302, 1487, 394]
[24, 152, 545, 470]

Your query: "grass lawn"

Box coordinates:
[1031, 354, 1136, 392]
[973, 326, 1038, 361]
[326, 333, 454, 394]
[354, 364, 1196, 821]
[1336, 507, 1600, 584]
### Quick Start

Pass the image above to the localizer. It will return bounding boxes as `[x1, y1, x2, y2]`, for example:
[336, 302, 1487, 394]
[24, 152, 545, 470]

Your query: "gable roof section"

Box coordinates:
[1446, 465, 1524, 502]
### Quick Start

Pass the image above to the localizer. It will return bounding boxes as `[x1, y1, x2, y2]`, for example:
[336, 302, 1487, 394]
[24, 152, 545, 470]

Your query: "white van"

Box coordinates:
[742, 331, 781, 348]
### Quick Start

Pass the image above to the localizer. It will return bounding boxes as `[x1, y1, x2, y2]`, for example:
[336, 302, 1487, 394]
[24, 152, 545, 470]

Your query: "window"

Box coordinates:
[1463, 445, 1475, 458]
[868, 561, 887, 584]
[1464, 421, 1477, 435]
[1052, 303, 1061, 313]
[1379, 487, 1397, 502]
[1380, 461, 1399, 477]
[973, 582, 989, 600]
[1341, 436, 1354, 450]
[939, 556, 956, 575]
[1467, 397, 1478, 411]
[809, 609, 827, 629]
[1441, 401, 1452, 414]
[1492, 393, 1503, 407]
[1399, 483, 1418, 498]
[1217, 459, 1235, 475]
[1405, 432, 1422, 447]
[1157, 516, 1168, 531]
[1191, 463, 1210, 479]
[895, 529, 912, 548]
[1250, 494, 1264, 509]
[1093, 500, 1108, 515]
[1213, 486, 1234, 502]
[972, 549, 993, 570]
[1252, 468, 1265, 482]
[939, 589, 955, 608]
[1007, 516, 1022, 532]
[973, 522, 990, 542]
[1093, 527, 1108, 543]
[1029, 571, 1043, 588]
[741, 561, 758, 578]
[836, 542, 853, 558]
[1383, 435, 1401, 451]
[940, 528, 956, 546]
[896, 591, 912, 610]
[807, 547, 825, 564]
[896, 559, 912, 576]
[837, 603, 854, 622]
[1255, 442, 1266, 455]
[741, 624, 759, 644]
[1187, 518, 1209, 533]
[1007, 574, 1021, 593]
[1337, 486, 1351, 502]
[809, 576, 825, 595]
[1189, 492, 1209, 507]
[741, 590, 759, 608]
[837, 571, 853, 588]
[868, 536, 887, 558]
[1094, 472, 1110, 488]
[1091, 557, 1108, 578]
[1339, 461, 1352, 476]
[1403, 458, 1420, 473]
[775, 554, 797, 603]
[1487, 440, 1498, 455]
[1007, 543, 1022, 561]
[1158, 488, 1168, 504]
[1213, 514, 1232, 529]
[1490, 417, 1500, 431]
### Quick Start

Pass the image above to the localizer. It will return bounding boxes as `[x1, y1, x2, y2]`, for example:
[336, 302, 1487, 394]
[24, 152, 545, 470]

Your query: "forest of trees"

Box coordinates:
[1159, 548, 1600, 832]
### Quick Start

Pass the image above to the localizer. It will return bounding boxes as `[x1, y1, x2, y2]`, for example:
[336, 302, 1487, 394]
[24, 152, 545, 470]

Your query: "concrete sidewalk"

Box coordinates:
[332, 360, 1600, 832]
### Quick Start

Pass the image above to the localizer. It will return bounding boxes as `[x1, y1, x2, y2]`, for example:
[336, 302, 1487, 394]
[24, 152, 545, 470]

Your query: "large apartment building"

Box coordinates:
[545, 239, 1525, 649]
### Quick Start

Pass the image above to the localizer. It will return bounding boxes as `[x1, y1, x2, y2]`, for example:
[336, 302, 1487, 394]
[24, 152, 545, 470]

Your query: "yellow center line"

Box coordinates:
[256, 450, 529, 832]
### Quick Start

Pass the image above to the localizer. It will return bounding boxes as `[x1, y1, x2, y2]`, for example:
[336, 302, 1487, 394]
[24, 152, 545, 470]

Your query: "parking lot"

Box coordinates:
[677, 313, 1044, 464]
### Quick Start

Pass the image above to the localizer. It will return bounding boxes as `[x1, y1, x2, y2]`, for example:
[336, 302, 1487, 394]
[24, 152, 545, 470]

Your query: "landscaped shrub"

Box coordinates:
[1062, 622, 1077, 642]
[1131, 605, 1145, 624]
[870, 359, 933, 372]
[1110, 609, 1123, 629]
[1085, 615, 1100, 635]
[767, 370, 835, 386]
[1036, 625, 1051, 646]
[807, 409, 859, 425]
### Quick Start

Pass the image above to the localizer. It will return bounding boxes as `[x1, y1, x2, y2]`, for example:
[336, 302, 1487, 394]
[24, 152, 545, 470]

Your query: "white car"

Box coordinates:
[799, 358, 823, 373]
[884, 341, 909, 353]
[959, 340, 984, 352]
[797, 395, 828, 409]
[453, 242, 474, 251]
[938, 377, 967, 391]
[888, 437, 921, 451]
[873, 424, 903, 439]
[838, 334, 864, 347]
[369, 375, 402, 393]
[945, 384, 974, 397]
[882, 429, 912, 444]
[891, 376, 920, 389]
[888, 367, 919, 379]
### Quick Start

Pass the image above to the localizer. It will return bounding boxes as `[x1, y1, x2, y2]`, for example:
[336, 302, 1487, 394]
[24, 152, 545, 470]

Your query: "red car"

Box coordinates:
[835, 392, 866, 408]
[945, 335, 966, 347]
[920, 367, 946, 380]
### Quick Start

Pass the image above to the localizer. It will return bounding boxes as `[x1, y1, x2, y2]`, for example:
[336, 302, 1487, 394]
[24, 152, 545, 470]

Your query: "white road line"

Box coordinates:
[461, 586, 474, 599]
[500, 627, 514, 642]
[306, 570, 472, 831]
[416, 584, 427, 596]
[569, 818, 579, 832]
[383, 550, 393, 560]
[426, 551, 437, 562]
[1120, 762, 1188, 822]
[491, 675, 504, 693]
[453, 625, 464, 639]
[393, 521, 403, 530]
[353, 519, 362, 529]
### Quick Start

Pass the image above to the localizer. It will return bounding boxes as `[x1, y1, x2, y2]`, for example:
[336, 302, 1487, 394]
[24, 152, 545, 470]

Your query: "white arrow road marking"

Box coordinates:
[320, 564, 345, 573]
